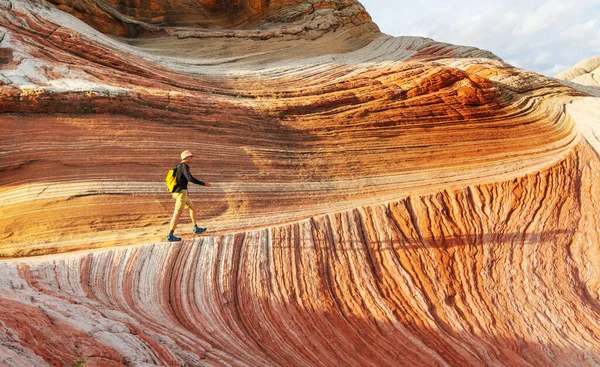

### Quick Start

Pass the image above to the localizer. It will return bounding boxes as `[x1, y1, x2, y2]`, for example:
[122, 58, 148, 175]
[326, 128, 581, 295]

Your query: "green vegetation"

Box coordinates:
[72, 359, 88, 367]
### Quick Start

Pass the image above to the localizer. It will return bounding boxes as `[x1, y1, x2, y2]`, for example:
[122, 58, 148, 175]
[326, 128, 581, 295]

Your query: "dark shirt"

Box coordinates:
[174, 162, 205, 193]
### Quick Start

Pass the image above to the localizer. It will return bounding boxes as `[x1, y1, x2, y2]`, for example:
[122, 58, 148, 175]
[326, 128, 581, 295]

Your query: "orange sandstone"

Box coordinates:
[1, 0, 600, 366]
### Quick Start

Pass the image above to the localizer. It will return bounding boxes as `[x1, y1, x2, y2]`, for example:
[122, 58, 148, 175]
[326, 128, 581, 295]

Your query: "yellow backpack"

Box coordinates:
[165, 164, 179, 192]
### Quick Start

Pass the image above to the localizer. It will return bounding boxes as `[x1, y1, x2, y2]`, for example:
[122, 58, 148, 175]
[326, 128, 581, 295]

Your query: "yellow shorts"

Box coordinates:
[172, 190, 194, 211]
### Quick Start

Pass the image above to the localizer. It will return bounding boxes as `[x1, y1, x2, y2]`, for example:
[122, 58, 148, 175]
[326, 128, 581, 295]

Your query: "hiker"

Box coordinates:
[167, 150, 211, 242]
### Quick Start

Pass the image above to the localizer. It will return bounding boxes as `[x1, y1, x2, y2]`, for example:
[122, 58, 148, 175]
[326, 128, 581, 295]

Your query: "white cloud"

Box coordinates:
[543, 64, 570, 76]
[516, 0, 572, 36]
[361, 0, 600, 76]
[533, 53, 550, 65]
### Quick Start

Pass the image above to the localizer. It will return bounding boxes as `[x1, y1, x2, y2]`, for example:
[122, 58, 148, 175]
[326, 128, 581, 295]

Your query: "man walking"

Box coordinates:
[167, 150, 211, 242]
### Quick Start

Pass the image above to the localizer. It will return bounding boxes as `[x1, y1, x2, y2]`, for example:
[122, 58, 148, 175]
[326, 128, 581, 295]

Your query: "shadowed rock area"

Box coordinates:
[2, 0, 600, 365]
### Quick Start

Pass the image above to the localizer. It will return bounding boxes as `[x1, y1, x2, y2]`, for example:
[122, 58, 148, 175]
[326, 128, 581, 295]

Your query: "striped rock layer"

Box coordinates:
[2, 0, 600, 366]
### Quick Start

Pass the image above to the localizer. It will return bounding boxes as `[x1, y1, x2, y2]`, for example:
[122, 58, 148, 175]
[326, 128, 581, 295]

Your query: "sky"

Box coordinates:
[360, 0, 600, 77]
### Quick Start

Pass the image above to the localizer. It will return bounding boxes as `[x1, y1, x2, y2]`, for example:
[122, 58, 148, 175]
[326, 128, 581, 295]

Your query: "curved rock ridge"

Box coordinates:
[2, 142, 600, 366]
[3, 0, 600, 365]
[0, 0, 580, 257]
[46, 0, 376, 37]
[555, 55, 600, 97]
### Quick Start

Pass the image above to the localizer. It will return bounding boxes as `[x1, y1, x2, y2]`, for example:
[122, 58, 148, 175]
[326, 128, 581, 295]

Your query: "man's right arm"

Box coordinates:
[181, 163, 207, 186]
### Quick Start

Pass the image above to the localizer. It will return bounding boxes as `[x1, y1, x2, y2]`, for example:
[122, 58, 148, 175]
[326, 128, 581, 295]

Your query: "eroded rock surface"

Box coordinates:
[555, 55, 600, 97]
[2, 0, 600, 366]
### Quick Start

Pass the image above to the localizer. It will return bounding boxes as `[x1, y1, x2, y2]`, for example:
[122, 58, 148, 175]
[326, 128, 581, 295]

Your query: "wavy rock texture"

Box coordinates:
[45, 0, 376, 37]
[2, 0, 600, 366]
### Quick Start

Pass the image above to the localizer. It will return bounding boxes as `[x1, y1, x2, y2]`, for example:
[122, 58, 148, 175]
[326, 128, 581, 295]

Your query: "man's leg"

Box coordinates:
[189, 206, 197, 227]
[168, 191, 186, 241]
[188, 206, 207, 234]
[170, 207, 183, 232]
[186, 197, 206, 233]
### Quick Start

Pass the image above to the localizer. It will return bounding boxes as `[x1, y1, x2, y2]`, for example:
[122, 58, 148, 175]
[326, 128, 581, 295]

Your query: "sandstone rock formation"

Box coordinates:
[555, 55, 600, 97]
[2, 0, 600, 366]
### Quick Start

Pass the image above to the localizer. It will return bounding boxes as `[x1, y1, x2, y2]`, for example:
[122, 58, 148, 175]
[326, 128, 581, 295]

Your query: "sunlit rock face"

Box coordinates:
[46, 0, 375, 37]
[555, 55, 600, 97]
[2, 0, 600, 366]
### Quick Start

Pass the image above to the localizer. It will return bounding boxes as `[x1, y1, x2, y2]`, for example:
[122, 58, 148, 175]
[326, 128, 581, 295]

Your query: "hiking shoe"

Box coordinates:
[193, 227, 207, 234]
[167, 234, 181, 242]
